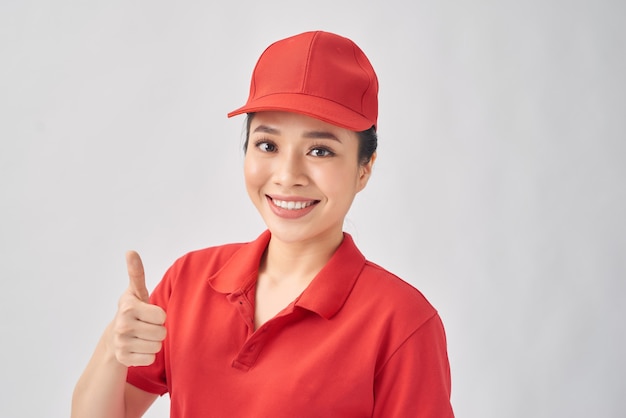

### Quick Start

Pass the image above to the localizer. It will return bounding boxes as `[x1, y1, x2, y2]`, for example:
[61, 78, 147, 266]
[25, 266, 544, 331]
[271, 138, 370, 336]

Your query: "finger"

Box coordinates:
[118, 293, 166, 326]
[125, 250, 150, 303]
[118, 337, 163, 356]
[127, 321, 167, 342]
[132, 339, 163, 355]
[135, 304, 167, 326]
[114, 334, 164, 367]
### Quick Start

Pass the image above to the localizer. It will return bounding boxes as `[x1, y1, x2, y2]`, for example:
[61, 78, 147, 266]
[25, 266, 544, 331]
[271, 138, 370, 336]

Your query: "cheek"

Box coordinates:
[243, 158, 256, 187]
[312, 164, 360, 197]
[243, 156, 266, 192]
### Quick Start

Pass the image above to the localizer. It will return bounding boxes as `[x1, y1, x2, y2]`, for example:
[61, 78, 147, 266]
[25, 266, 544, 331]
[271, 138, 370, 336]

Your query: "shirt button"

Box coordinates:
[247, 344, 256, 351]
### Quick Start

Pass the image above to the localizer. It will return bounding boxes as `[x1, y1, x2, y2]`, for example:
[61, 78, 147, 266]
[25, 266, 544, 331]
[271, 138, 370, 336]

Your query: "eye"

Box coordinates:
[254, 140, 277, 153]
[309, 147, 335, 158]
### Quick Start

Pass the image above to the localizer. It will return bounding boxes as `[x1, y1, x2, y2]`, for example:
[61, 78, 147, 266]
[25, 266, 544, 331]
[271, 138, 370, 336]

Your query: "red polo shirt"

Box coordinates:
[127, 231, 454, 417]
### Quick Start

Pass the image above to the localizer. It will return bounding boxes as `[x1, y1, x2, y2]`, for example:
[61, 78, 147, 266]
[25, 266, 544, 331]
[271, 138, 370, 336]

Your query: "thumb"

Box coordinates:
[125, 250, 150, 303]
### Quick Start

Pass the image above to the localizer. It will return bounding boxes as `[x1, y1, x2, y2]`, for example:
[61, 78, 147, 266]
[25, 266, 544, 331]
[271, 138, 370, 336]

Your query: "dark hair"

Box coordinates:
[244, 113, 377, 165]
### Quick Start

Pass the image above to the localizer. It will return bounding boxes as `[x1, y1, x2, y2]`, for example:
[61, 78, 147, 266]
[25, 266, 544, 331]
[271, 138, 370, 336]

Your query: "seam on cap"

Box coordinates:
[301, 31, 320, 92]
[351, 42, 372, 116]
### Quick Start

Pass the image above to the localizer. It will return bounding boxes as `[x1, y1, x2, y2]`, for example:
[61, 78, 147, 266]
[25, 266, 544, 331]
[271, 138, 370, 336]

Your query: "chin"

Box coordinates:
[265, 220, 342, 247]
[266, 224, 312, 243]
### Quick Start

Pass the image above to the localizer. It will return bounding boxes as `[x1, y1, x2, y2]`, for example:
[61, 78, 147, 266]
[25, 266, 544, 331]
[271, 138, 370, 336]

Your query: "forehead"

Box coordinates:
[249, 111, 357, 141]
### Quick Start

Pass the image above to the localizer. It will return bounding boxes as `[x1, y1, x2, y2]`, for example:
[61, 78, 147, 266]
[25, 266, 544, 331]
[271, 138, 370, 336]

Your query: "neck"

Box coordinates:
[261, 230, 344, 286]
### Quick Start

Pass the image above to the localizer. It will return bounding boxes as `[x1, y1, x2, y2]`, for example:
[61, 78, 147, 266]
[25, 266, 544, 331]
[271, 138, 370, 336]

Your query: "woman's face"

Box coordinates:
[244, 111, 374, 246]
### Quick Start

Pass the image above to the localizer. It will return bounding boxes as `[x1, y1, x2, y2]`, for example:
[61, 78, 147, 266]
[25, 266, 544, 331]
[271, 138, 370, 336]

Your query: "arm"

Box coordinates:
[71, 251, 166, 418]
[71, 323, 158, 418]
[373, 314, 454, 418]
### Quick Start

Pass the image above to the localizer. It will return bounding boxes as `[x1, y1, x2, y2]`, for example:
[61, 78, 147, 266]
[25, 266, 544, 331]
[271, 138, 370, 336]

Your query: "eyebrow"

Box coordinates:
[253, 125, 280, 135]
[252, 125, 342, 142]
[303, 131, 342, 142]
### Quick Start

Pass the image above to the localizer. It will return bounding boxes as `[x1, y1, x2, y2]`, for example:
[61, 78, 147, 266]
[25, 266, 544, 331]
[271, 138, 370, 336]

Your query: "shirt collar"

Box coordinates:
[207, 230, 366, 320]
[294, 233, 365, 319]
[207, 230, 271, 294]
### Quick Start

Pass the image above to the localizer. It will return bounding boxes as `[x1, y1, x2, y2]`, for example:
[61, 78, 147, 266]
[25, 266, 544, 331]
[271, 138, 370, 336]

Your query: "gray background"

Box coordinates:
[1, 0, 624, 417]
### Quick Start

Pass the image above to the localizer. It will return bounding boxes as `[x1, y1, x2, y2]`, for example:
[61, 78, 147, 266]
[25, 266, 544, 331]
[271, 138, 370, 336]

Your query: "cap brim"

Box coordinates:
[227, 93, 374, 132]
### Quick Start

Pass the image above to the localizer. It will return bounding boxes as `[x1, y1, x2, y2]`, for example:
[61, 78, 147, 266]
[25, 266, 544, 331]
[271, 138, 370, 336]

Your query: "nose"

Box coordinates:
[273, 151, 308, 187]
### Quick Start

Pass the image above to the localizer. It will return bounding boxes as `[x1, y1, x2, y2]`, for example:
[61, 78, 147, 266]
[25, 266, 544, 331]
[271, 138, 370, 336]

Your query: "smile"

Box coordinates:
[271, 198, 317, 210]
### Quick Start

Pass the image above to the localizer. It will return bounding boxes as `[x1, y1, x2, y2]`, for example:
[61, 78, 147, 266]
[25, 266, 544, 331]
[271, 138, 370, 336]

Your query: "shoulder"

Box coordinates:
[353, 260, 438, 328]
[339, 259, 448, 377]
[337, 233, 436, 319]
[154, 241, 247, 295]
[361, 260, 435, 307]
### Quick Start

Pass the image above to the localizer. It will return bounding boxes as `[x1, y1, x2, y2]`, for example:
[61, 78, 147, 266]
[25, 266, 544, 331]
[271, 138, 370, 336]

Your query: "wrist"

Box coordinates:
[101, 322, 125, 368]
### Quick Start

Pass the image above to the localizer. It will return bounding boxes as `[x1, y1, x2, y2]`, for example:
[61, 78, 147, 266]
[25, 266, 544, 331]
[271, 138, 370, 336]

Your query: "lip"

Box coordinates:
[266, 195, 320, 219]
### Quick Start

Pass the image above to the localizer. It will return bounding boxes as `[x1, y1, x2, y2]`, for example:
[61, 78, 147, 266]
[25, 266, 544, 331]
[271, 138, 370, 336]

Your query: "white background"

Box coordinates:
[1, 1, 624, 417]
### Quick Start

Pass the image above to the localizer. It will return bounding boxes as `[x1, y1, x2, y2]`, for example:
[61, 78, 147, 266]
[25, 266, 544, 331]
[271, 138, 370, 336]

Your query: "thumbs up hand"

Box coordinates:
[126, 250, 151, 303]
[109, 251, 167, 367]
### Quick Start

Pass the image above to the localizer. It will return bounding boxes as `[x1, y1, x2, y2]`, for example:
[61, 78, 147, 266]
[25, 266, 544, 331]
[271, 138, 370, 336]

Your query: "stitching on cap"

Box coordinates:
[351, 43, 373, 114]
[302, 31, 320, 91]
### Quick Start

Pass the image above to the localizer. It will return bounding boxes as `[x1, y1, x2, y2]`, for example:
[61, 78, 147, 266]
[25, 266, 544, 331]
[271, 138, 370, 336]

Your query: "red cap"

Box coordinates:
[227, 31, 378, 131]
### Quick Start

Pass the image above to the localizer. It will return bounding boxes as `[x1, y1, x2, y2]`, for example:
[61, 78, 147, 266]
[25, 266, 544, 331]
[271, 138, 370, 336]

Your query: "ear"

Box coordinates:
[356, 152, 377, 192]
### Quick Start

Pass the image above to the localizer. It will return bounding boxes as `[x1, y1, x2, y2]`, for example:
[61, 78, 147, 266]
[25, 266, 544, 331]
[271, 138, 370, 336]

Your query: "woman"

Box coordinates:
[72, 30, 454, 417]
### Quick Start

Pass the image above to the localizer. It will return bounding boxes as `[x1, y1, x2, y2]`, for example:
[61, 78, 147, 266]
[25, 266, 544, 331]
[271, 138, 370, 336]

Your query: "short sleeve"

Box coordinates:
[125, 264, 176, 396]
[373, 313, 454, 417]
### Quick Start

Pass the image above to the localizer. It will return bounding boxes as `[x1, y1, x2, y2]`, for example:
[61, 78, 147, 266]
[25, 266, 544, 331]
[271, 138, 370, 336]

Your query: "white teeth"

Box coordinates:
[272, 199, 314, 210]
